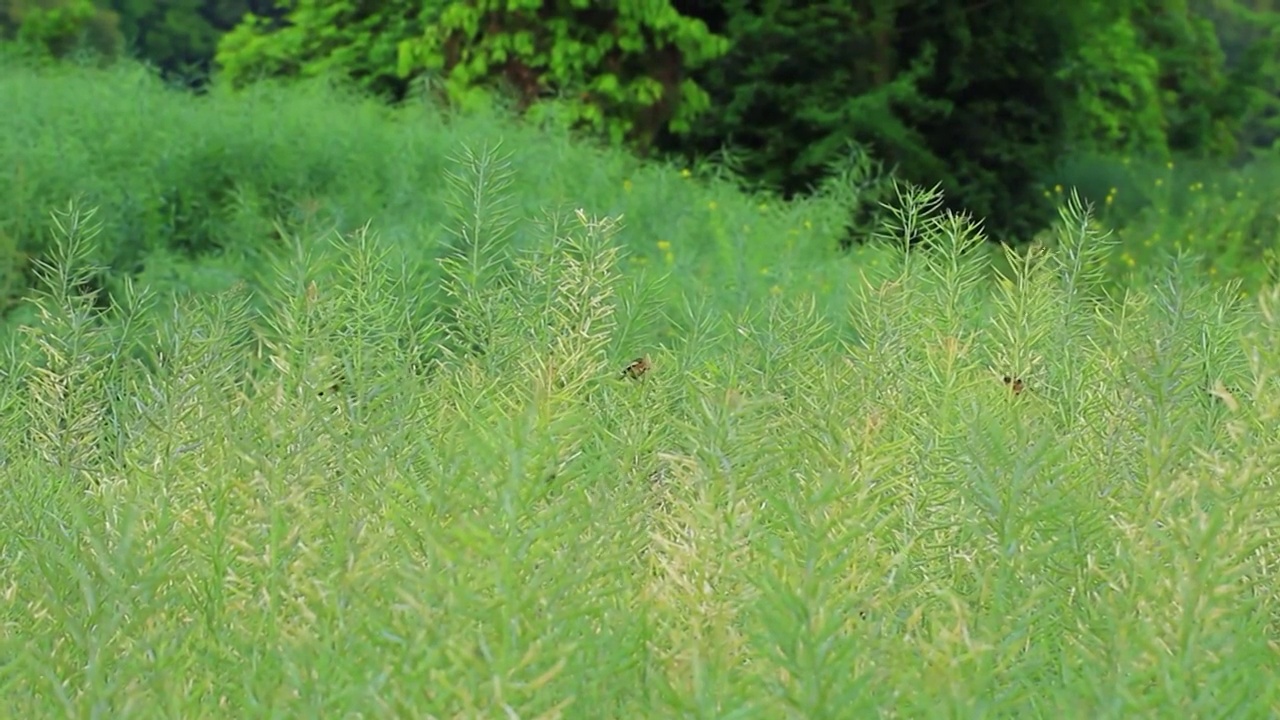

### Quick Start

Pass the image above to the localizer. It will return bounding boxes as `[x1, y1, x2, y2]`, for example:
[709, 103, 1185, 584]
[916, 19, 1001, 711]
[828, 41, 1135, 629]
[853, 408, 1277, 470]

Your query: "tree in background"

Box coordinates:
[215, 0, 437, 100]
[894, 0, 1076, 240]
[2, 0, 282, 83]
[108, 0, 277, 85]
[1056, 2, 1169, 157]
[1196, 0, 1280, 154]
[212, 0, 730, 148]
[661, 0, 1077, 241]
[394, 0, 730, 151]
[663, 1, 947, 194]
[660, 0, 1274, 241]
[6, 0, 1273, 246]
[1, 0, 122, 58]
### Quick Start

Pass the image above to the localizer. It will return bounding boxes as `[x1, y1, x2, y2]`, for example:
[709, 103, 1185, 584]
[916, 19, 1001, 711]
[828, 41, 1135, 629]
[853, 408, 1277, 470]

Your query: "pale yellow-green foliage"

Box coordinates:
[2, 177, 1279, 717]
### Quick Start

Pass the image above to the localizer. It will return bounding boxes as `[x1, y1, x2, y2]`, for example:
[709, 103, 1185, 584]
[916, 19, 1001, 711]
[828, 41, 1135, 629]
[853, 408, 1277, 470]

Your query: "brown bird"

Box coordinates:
[620, 356, 651, 380]
[1003, 375, 1025, 395]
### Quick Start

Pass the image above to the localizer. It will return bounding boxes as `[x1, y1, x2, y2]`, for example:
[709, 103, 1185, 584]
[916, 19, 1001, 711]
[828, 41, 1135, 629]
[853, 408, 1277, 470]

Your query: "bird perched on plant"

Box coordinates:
[1003, 375, 1025, 395]
[620, 356, 651, 380]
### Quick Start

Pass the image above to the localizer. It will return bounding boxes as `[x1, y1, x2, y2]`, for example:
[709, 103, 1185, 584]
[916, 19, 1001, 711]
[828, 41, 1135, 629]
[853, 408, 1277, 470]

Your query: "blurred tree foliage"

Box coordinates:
[661, 0, 1276, 240]
[109, 0, 277, 85]
[1117, 0, 1242, 156]
[1, 1, 281, 83]
[215, 0, 427, 100]
[393, 0, 729, 151]
[1197, 0, 1280, 153]
[660, 2, 952, 196]
[660, 1, 1078, 239]
[1, 0, 122, 58]
[4, 0, 1276, 241]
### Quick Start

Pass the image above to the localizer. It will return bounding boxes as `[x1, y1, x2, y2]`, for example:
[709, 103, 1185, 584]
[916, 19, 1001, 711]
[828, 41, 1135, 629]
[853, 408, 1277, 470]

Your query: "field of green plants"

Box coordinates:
[2, 60, 1279, 717]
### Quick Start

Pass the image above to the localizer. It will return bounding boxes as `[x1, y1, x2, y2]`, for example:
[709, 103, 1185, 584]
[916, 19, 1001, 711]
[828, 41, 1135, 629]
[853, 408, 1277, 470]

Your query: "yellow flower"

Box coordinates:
[657, 239, 671, 251]
[681, 169, 692, 178]
[1054, 184, 1063, 194]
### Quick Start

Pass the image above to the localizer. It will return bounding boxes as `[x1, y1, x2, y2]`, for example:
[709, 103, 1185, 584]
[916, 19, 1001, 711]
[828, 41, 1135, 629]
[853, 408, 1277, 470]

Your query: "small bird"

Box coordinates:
[620, 356, 651, 380]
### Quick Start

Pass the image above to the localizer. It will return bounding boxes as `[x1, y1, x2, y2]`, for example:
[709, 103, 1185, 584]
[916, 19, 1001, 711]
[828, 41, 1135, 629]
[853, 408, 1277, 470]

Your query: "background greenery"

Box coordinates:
[0, 56, 883, 334]
[4, 1, 1279, 233]
[1, 1, 1279, 716]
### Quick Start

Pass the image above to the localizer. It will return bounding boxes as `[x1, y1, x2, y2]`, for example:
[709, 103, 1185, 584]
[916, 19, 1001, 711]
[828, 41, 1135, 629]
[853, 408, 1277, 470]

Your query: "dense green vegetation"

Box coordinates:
[0, 58, 878, 330]
[1, 60, 1279, 716]
[1, 55, 1275, 327]
[1, 2, 1279, 715]
[3, 147, 1280, 717]
[4, 0, 1278, 240]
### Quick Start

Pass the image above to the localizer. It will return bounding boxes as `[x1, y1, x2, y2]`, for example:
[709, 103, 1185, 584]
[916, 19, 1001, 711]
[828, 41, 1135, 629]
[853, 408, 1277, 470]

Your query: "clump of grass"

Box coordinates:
[1, 156, 1278, 717]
